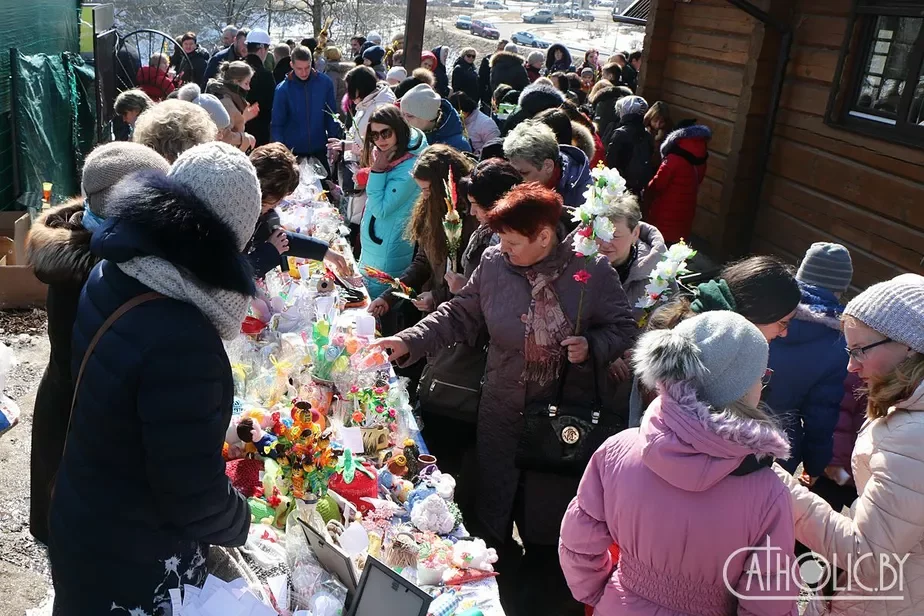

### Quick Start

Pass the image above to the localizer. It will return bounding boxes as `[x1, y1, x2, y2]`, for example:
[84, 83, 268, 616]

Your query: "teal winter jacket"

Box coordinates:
[359, 129, 428, 297]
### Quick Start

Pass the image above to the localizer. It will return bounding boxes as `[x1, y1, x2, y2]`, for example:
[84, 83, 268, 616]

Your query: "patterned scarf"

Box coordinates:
[522, 260, 573, 387]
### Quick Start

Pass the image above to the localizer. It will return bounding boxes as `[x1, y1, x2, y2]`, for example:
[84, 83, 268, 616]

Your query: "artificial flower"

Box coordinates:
[573, 270, 592, 284]
[573, 234, 599, 258]
[592, 216, 615, 242]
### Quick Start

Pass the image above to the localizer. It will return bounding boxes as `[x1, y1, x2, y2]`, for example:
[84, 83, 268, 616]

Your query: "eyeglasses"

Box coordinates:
[465, 54, 476, 59]
[761, 368, 773, 389]
[368, 127, 394, 142]
[777, 318, 792, 333]
[846, 338, 892, 362]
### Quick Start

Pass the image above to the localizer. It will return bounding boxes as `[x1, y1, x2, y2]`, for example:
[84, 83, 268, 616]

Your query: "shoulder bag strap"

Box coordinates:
[66, 291, 165, 435]
[550, 342, 601, 416]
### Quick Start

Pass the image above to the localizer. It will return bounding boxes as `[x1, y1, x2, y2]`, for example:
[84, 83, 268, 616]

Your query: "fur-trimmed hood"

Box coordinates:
[640, 381, 791, 491]
[92, 171, 255, 296]
[570, 121, 595, 163]
[660, 123, 711, 157]
[27, 200, 100, 286]
[545, 43, 573, 72]
[489, 50, 523, 70]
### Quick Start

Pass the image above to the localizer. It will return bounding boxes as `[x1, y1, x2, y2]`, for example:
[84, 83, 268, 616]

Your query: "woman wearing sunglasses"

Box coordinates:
[357, 104, 427, 298]
[774, 273, 924, 614]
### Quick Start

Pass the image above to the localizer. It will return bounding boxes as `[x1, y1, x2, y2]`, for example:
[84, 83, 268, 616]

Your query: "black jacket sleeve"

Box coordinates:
[283, 231, 329, 262]
[137, 337, 250, 547]
[248, 241, 285, 278]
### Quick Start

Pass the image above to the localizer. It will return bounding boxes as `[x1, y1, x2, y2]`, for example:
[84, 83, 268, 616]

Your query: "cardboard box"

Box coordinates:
[0, 211, 47, 309]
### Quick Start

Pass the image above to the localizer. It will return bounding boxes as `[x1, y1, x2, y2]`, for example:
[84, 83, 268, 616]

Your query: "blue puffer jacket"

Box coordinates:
[271, 69, 341, 155]
[359, 129, 428, 297]
[426, 99, 472, 153]
[557, 144, 592, 207]
[763, 282, 848, 477]
[48, 176, 250, 614]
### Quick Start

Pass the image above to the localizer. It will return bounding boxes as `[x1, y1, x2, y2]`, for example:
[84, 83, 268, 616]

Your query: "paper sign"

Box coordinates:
[339, 520, 370, 557]
[183, 585, 200, 607]
[354, 313, 375, 337]
[199, 587, 247, 616]
[340, 426, 364, 456]
[266, 574, 289, 611]
[169, 588, 183, 616]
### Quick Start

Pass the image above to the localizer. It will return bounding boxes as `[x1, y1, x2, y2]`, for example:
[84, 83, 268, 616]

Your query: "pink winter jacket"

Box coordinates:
[560, 383, 799, 616]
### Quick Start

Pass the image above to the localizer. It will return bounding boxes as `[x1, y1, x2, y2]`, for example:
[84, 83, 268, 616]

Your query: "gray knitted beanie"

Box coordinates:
[169, 141, 261, 250]
[177, 83, 232, 130]
[797, 242, 853, 293]
[634, 311, 769, 408]
[844, 274, 924, 353]
[82, 142, 170, 216]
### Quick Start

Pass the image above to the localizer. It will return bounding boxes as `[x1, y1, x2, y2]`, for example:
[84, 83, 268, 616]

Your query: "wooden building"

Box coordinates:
[637, 0, 924, 291]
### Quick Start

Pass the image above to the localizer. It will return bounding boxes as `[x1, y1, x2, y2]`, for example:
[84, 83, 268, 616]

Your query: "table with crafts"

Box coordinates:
[176, 165, 506, 616]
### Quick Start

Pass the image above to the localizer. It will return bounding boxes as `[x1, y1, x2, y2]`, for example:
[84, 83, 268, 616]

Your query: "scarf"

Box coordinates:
[521, 259, 573, 387]
[118, 256, 249, 340]
[461, 224, 496, 273]
[690, 278, 736, 314]
[613, 242, 638, 284]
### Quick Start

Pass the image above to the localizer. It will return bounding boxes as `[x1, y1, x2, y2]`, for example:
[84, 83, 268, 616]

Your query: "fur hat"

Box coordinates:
[176, 83, 231, 130]
[82, 142, 171, 216]
[634, 311, 769, 408]
[845, 274, 924, 354]
[168, 142, 261, 250]
[400, 83, 441, 121]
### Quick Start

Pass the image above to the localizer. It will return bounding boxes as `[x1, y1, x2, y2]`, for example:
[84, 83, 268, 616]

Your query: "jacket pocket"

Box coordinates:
[368, 215, 384, 245]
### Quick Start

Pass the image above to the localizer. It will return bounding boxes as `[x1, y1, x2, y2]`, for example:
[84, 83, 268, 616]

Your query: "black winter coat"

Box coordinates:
[48, 180, 250, 615]
[273, 56, 292, 84]
[26, 202, 100, 545]
[172, 45, 211, 89]
[489, 51, 530, 96]
[205, 44, 244, 82]
[478, 55, 493, 109]
[605, 113, 655, 196]
[244, 53, 276, 146]
[432, 46, 451, 98]
[451, 59, 480, 103]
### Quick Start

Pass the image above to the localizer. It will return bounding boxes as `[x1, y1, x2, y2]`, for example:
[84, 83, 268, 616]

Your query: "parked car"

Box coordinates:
[523, 8, 553, 23]
[451, 0, 475, 7]
[483, 0, 508, 8]
[455, 14, 473, 28]
[471, 19, 501, 39]
[553, 3, 579, 16]
[577, 9, 595, 20]
[511, 30, 550, 48]
[597, 0, 614, 5]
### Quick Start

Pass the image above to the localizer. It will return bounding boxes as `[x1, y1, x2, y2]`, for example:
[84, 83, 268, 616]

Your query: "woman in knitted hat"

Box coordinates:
[48, 142, 259, 614]
[774, 274, 924, 614]
[560, 311, 798, 615]
[25, 142, 171, 546]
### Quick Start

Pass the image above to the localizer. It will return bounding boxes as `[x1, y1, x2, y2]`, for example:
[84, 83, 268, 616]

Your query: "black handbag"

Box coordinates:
[417, 337, 488, 423]
[515, 348, 620, 476]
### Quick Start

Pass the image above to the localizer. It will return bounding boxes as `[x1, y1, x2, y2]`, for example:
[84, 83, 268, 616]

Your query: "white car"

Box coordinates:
[483, 0, 508, 9]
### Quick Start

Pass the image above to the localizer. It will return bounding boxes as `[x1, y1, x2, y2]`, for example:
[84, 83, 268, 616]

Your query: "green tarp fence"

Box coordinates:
[11, 51, 96, 213]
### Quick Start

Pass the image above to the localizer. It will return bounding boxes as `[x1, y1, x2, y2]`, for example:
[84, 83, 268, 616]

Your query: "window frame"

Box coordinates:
[825, 1, 924, 148]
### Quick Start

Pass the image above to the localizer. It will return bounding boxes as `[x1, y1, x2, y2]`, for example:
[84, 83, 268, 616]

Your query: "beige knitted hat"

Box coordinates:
[81, 142, 170, 216]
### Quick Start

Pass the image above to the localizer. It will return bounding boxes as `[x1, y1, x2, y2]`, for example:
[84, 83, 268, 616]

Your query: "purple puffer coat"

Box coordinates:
[397, 230, 637, 545]
[560, 383, 799, 616]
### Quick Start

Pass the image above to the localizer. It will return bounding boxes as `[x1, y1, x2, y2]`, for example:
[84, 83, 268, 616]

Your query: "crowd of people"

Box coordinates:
[26, 23, 924, 616]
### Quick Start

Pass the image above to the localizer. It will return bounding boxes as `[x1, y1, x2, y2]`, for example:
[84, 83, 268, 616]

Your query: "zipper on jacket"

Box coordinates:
[304, 77, 311, 153]
[429, 379, 479, 393]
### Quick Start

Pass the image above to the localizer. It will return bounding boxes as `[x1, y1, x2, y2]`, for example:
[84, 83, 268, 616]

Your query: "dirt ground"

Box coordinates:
[0, 310, 54, 616]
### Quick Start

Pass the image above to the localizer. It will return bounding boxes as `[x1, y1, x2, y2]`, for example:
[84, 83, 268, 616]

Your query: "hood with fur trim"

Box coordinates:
[641, 382, 791, 492]
[93, 171, 255, 296]
[489, 51, 530, 93]
[27, 200, 100, 286]
[570, 121, 595, 163]
[660, 123, 711, 158]
[545, 43, 573, 72]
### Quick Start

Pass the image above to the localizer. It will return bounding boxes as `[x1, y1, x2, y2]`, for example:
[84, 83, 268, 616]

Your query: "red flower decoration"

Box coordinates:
[577, 225, 593, 238]
[573, 270, 591, 284]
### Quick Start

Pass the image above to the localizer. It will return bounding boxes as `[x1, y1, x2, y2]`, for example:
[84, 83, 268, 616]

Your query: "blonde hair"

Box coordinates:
[132, 100, 217, 163]
[843, 315, 924, 419]
[218, 60, 253, 85]
[149, 53, 169, 71]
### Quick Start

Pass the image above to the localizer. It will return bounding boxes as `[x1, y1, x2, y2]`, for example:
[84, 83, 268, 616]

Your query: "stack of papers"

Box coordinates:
[169, 574, 286, 616]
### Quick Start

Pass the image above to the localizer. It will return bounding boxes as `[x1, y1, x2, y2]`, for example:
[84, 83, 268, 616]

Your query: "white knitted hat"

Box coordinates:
[844, 274, 924, 353]
[168, 142, 261, 250]
[400, 83, 441, 121]
[177, 83, 232, 130]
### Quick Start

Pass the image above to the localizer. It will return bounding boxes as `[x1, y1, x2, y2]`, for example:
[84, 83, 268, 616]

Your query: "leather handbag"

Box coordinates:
[515, 348, 620, 476]
[417, 337, 488, 423]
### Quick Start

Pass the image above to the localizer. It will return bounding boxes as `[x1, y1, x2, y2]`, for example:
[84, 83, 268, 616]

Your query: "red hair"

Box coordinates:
[486, 183, 562, 239]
